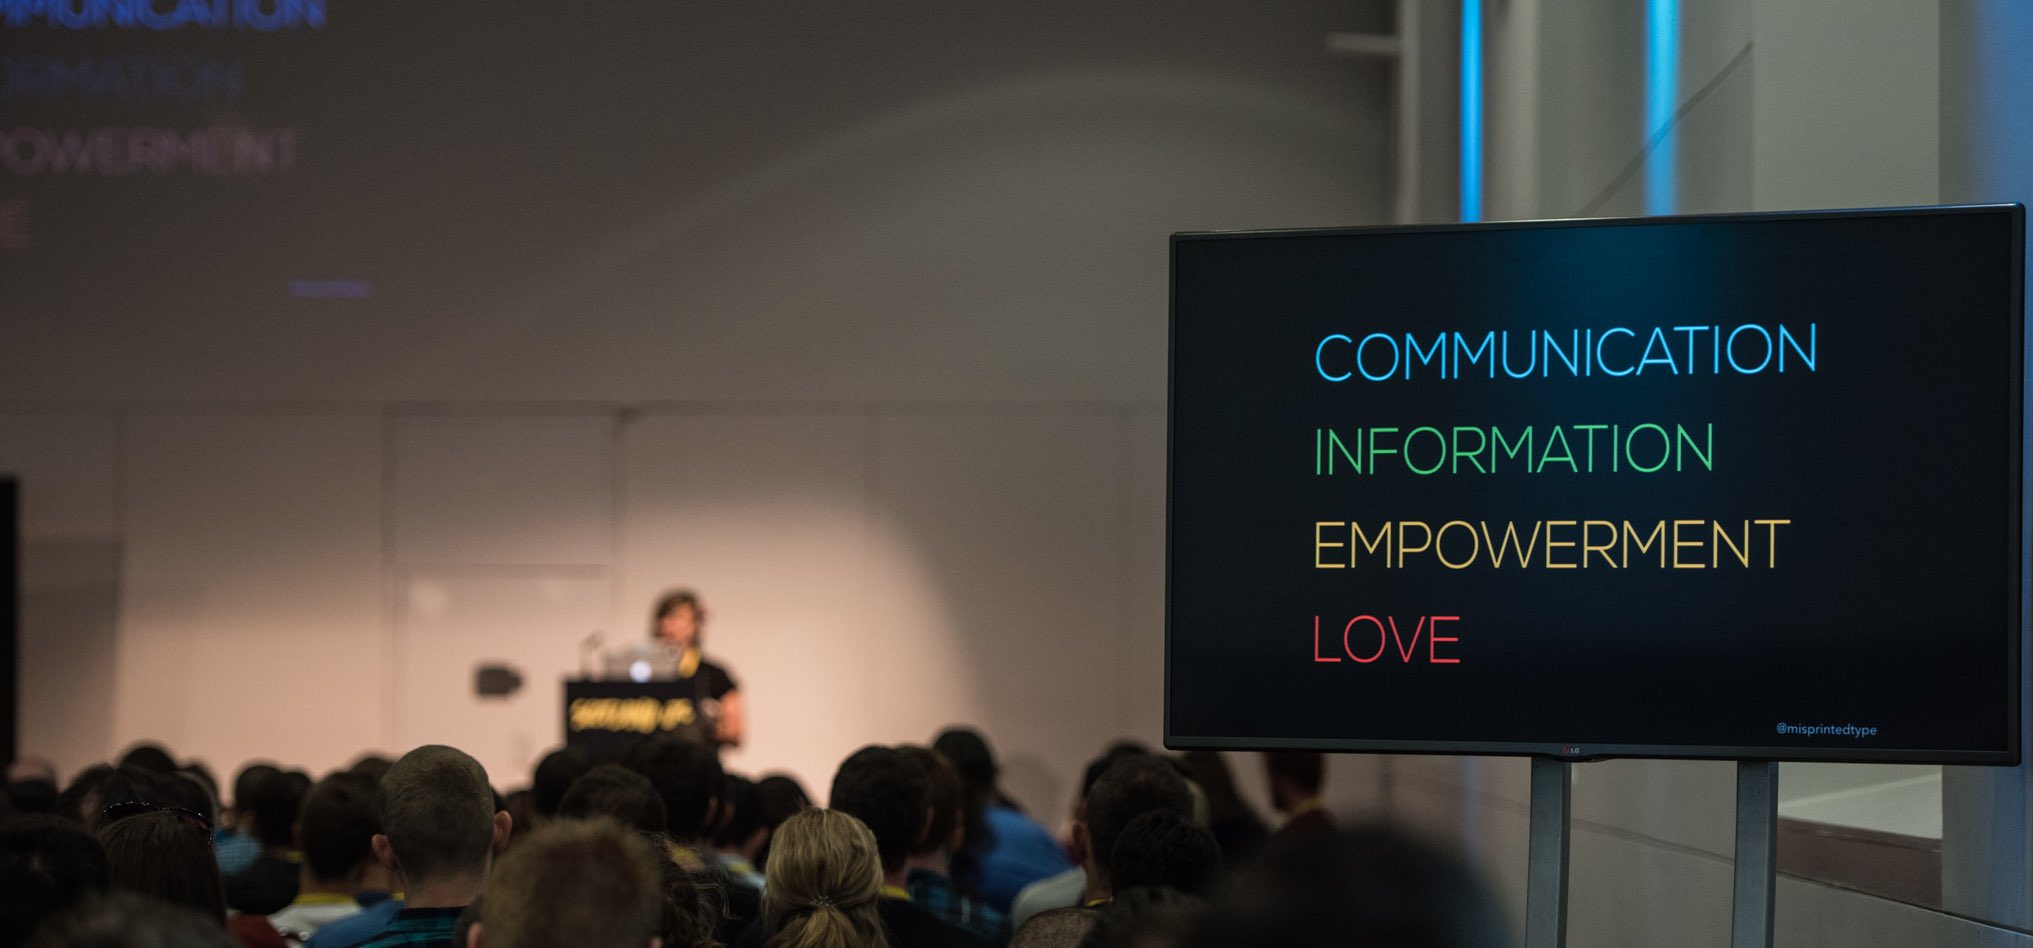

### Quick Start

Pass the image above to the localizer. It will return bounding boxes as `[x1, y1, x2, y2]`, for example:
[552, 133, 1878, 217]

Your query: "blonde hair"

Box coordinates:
[762, 809, 887, 948]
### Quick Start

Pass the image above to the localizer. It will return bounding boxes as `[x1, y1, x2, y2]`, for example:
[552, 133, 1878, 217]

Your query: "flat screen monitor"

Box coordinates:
[1167, 205, 2024, 764]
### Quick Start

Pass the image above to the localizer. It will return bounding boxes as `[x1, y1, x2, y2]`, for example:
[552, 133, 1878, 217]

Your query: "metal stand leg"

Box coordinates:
[1731, 761, 1779, 948]
[1525, 757, 1572, 948]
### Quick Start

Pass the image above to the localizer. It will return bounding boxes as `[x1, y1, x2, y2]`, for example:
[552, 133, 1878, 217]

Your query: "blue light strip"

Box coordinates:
[1645, 0, 1678, 215]
[1460, 0, 1483, 222]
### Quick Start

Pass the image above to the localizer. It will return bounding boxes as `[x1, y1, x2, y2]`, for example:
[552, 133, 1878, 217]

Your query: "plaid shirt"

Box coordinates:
[356, 907, 463, 948]
[906, 869, 1011, 944]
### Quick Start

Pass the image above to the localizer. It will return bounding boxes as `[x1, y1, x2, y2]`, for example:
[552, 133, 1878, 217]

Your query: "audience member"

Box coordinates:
[898, 747, 1009, 944]
[751, 774, 811, 873]
[624, 736, 758, 944]
[1008, 746, 1148, 930]
[215, 764, 280, 877]
[1174, 752, 1264, 871]
[1074, 887, 1202, 948]
[622, 736, 723, 849]
[528, 748, 592, 827]
[1007, 909, 1096, 948]
[26, 892, 239, 948]
[1104, 811, 1220, 900]
[713, 774, 767, 890]
[346, 757, 395, 787]
[5, 757, 59, 815]
[179, 762, 223, 811]
[98, 808, 227, 922]
[52, 765, 154, 831]
[556, 764, 668, 837]
[757, 808, 886, 948]
[653, 846, 726, 948]
[931, 729, 1069, 913]
[1259, 751, 1330, 859]
[498, 791, 537, 851]
[828, 746, 992, 948]
[116, 743, 179, 776]
[225, 765, 309, 915]
[269, 774, 381, 943]
[354, 745, 509, 948]
[1177, 824, 1509, 948]
[471, 819, 663, 948]
[1074, 757, 1192, 911]
[0, 813, 109, 948]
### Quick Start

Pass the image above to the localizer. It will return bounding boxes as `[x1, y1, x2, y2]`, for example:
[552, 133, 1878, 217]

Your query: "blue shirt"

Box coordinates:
[356, 906, 463, 948]
[976, 806, 1073, 913]
[303, 898, 402, 948]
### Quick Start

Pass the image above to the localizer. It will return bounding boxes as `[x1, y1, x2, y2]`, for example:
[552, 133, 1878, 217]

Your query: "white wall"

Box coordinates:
[3, 1, 1391, 816]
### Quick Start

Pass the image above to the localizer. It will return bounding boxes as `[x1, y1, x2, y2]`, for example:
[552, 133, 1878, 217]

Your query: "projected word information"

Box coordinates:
[1313, 423, 1712, 475]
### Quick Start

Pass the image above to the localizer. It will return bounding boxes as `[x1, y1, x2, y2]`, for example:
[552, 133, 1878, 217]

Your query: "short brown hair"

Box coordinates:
[479, 819, 663, 948]
[898, 746, 960, 859]
[377, 746, 497, 884]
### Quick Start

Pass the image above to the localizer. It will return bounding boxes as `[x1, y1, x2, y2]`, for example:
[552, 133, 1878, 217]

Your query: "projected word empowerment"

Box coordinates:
[1302, 322, 1814, 666]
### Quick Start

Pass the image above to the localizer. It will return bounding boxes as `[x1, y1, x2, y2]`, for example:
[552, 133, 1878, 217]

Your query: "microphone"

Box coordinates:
[580, 630, 605, 678]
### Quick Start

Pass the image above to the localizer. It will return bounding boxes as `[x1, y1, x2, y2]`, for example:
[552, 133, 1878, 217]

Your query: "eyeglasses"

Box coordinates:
[101, 800, 214, 834]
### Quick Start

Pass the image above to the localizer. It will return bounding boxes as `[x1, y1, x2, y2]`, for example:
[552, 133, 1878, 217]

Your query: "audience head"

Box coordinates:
[1010, 908, 1099, 948]
[475, 819, 664, 948]
[929, 727, 997, 799]
[6, 773, 57, 817]
[752, 773, 811, 871]
[1178, 752, 1250, 825]
[558, 764, 668, 837]
[0, 813, 109, 948]
[762, 809, 885, 948]
[297, 774, 381, 888]
[826, 745, 928, 876]
[175, 763, 218, 804]
[347, 754, 395, 786]
[154, 774, 218, 830]
[531, 747, 594, 820]
[114, 744, 177, 776]
[97, 808, 225, 923]
[1082, 756, 1193, 891]
[1180, 824, 1509, 948]
[6, 758, 56, 786]
[898, 746, 963, 861]
[1107, 810, 1222, 899]
[229, 762, 302, 847]
[25, 892, 237, 948]
[623, 736, 723, 842]
[1077, 887, 1204, 948]
[650, 847, 722, 948]
[712, 774, 763, 855]
[501, 790, 538, 850]
[1261, 752, 1324, 812]
[373, 745, 508, 892]
[54, 766, 155, 831]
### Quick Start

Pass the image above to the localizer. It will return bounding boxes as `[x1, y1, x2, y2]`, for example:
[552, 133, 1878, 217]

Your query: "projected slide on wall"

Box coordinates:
[1167, 206, 2024, 763]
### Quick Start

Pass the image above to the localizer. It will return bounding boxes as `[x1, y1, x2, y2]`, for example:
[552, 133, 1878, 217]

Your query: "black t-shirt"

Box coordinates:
[688, 657, 738, 701]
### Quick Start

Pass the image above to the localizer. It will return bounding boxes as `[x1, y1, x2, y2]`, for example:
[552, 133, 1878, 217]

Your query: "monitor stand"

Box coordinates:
[1522, 758, 1778, 948]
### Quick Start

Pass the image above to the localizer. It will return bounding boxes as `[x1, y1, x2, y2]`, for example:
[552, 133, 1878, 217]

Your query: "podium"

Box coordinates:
[562, 679, 717, 759]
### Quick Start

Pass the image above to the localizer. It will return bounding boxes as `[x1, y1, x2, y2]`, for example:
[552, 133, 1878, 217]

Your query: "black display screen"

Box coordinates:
[1166, 206, 2024, 763]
